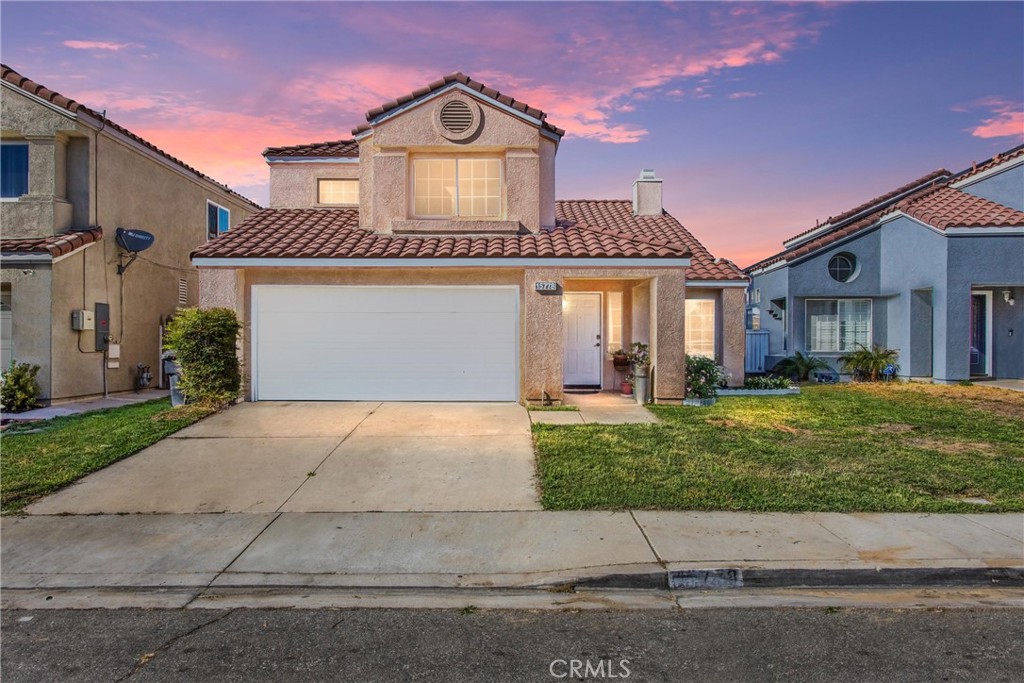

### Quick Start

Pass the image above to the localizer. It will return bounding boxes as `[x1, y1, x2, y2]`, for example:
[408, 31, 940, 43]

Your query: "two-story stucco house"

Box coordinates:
[745, 145, 1023, 383]
[1, 65, 260, 402]
[192, 73, 748, 403]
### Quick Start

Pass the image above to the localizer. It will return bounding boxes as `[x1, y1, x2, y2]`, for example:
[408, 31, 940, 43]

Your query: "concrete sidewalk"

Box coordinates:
[0, 389, 170, 422]
[2, 511, 1020, 609]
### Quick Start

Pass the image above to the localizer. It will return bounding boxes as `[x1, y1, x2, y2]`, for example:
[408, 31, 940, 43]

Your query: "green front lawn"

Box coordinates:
[534, 383, 1024, 512]
[1, 399, 211, 514]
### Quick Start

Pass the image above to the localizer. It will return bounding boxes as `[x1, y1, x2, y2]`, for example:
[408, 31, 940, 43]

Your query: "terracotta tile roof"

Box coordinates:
[555, 200, 746, 281]
[783, 169, 950, 246]
[191, 209, 691, 260]
[1, 64, 260, 209]
[263, 139, 359, 159]
[952, 144, 1024, 185]
[897, 185, 1024, 230]
[1, 227, 103, 257]
[352, 72, 565, 138]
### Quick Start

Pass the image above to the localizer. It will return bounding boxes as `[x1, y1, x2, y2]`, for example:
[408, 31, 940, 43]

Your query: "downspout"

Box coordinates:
[94, 110, 110, 397]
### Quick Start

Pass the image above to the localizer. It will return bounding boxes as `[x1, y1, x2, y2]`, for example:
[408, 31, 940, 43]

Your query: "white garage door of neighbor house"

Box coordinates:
[253, 286, 519, 401]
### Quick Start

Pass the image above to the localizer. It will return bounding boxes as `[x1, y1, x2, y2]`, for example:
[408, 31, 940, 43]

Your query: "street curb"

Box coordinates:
[574, 567, 1024, 591]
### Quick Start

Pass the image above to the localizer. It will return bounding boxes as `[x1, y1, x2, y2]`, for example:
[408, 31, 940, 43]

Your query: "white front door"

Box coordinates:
[563, 293, 602, 386]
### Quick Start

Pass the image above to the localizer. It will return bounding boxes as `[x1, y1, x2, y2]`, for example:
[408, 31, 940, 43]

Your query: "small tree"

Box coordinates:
[685, 355, 723, 399]
[839, 344, 900, 382]
[0, 361, 41, 412]
[163, 308, 242, 408]
[773, 351, 830, 382]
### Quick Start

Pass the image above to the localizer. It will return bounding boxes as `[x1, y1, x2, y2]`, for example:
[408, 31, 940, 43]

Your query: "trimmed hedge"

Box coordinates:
[163, 308, 241, 408]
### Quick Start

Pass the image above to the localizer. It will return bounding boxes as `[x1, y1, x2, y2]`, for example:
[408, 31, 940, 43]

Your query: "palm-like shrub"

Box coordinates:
[773, 351, 830, 382]
[839, 344, 900, 382]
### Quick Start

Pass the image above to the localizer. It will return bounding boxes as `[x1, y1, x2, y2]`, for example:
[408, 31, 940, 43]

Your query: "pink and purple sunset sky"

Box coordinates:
[2, 1, 1022, 266]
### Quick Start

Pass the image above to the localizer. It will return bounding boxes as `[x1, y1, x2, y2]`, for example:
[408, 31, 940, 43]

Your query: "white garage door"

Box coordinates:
[253, 286, 518, 401]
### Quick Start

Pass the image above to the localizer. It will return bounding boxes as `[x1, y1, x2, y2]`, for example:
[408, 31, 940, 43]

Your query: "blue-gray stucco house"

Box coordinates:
[745, 145, 1024, 383]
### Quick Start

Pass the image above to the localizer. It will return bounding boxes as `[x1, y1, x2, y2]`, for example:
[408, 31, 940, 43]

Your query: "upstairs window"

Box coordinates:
[318, 179, 359, 205]
[413, 158, 501, 218]
[1, 143, 29, 199]
[207, 201, 230, 239]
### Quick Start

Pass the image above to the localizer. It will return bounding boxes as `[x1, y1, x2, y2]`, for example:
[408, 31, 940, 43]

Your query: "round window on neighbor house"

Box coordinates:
[828, 253, 858, 282]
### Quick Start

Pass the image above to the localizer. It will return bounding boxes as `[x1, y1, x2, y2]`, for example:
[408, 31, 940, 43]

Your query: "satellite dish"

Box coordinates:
[116, 228, 155, 253]
[115, 228, 156, 274]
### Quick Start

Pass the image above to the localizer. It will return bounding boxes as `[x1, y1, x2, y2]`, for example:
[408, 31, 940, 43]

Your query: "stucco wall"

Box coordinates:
[749, 265, 789, 357]
[720, 287, 746, 386]
[958, 163, 1024, 211]
[268, 161, 360, 209]
[358, 89, 555, 233]
[208, 265, 689, 404]
[3, 87, 258, 401]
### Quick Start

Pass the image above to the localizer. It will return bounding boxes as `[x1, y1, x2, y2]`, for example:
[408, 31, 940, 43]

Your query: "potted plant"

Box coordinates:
[684, 354, 723, 406]
[621, 374, 634, 396]
[611, 348, 630, 370]
[628, 342, 651, 404]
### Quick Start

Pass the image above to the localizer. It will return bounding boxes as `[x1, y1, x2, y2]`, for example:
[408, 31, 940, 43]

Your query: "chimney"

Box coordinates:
[632, 168, 662, 216]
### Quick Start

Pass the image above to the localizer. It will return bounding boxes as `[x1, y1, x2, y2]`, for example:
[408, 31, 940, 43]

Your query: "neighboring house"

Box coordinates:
[0, 65, 259, 402]
[745, 145, 1024, 382]
[193, 73, 747, 403]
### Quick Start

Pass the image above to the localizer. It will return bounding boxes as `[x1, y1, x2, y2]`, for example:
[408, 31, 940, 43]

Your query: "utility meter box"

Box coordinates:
[71, 309, 95, 331]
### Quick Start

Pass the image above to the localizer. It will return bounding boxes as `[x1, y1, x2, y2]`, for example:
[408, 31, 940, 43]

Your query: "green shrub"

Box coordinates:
[686, 355, 723, 399]
[1, 361, 41, 412]
[743, 376, 792, 390]
[839, 344, 900, 382]
[163, 308, 242, 408]
[773, 351, 831, 382]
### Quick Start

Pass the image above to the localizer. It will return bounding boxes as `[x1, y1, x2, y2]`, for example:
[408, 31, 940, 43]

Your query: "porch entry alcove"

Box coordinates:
[562, 279, 653, 392]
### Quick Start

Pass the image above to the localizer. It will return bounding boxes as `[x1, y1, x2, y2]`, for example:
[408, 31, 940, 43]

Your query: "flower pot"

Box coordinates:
[634, 376, 649, 405]
[683, 397, 717, 407]
[620, 381, 633, 396]
[612, 354, 630, 370]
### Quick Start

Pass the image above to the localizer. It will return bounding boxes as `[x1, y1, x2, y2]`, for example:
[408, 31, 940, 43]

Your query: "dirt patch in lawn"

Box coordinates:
[772, 423, 812, 436]
[907, 437, 998, 455]
[877, 423, 915, 433]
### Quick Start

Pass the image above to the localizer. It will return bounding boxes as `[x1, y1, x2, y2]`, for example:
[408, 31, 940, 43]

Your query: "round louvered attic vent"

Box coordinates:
[434, 98, 481, 141]
[440, 100, 474, 133]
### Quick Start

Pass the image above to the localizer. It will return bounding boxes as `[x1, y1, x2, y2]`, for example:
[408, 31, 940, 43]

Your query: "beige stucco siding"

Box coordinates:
[2, 84, 258, 401]
[269, 162, 359, 209]
[720, 286, 746, 386]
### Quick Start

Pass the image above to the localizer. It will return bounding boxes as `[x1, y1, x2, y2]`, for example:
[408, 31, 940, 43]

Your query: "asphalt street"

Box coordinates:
[2, 607, 1021, 682]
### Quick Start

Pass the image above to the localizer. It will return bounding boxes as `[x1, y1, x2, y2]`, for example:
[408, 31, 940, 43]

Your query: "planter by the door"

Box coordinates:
[683, 396, 717, 407]
[634, 376, 649, 405]
[612, 354, 630, 370]
[620, 381, 633, 396]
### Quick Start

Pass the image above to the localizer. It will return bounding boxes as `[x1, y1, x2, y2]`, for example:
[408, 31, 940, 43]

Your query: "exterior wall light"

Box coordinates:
[1003, 289, 1015, 306]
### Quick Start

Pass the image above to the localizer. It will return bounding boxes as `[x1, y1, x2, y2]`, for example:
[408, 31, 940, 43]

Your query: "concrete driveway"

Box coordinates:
[27, 402, 540, 514]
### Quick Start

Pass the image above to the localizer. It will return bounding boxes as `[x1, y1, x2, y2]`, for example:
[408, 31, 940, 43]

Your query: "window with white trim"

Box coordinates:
[606, 292, 623, 353]
[413, 158, 501, 218]
[806, 299, 871, 352]
[685, 299, 716, 358]
[318, 179, 359, 205]
[207, 201, 230, 239]
[1, 142, 29, 199]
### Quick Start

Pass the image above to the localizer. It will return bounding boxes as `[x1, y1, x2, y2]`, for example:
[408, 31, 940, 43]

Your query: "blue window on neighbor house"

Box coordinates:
[207, 201, 230, 239]
[1, 143, 29, 199]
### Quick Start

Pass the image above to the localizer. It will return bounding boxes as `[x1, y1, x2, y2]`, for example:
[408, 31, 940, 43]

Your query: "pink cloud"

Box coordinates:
[727, 91, 760, 100]
[953, 97, 1024, 140]
[63, 40, 142, 51]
